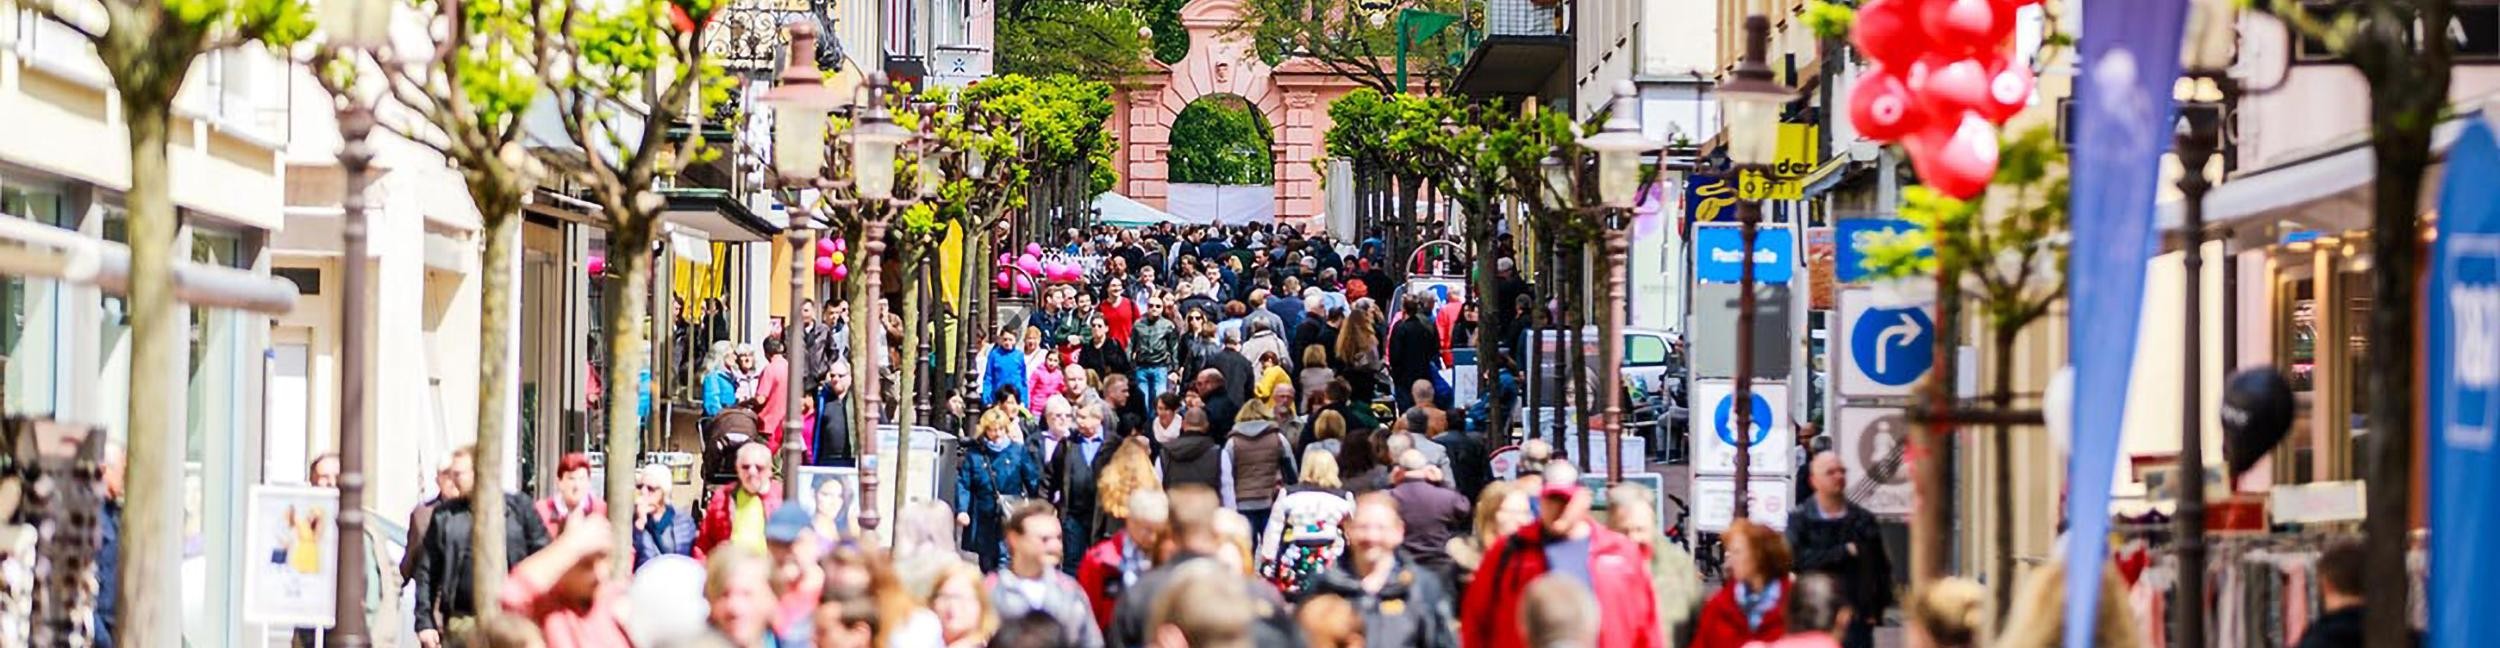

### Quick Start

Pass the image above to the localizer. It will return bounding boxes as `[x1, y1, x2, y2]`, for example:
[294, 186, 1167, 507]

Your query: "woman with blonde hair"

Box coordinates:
[1214, 509, 1258, 577]
[1093, 437, 1160, 531]
[922, 561, 997, 648]
[1995, 561, 2142, 648]
[1257, 448, 1354, 595]
[1904, 577, 1990, 648]
[1305, 409, 1348, 459]
[1447, 480, 1533, 592]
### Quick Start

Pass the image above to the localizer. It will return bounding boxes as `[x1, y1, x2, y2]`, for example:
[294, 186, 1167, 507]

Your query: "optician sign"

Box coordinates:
[1694, 224, 1794, 284]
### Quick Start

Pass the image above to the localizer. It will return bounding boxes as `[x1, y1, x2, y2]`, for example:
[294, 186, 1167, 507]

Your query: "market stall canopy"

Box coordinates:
[1166, 183, 1277, 226]
[1095, 191, 1184, 227]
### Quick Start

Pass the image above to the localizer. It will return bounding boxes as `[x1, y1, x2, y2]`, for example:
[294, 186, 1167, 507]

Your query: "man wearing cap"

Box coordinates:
[1460, 463, 1661, 648]
[1386, 449, 1470, 585]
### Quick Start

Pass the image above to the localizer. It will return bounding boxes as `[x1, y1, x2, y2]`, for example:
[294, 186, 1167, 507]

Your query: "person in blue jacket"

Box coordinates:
[699, 340, 741, 417]
[982, 325, 1029, 405]
[957, 409, 1042, 571]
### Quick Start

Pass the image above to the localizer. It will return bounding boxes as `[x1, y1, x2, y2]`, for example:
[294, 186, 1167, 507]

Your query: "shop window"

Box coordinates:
[2, 185, 72, 418]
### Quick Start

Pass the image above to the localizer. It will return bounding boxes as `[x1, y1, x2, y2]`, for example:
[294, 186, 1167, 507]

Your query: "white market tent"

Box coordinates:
[1094, 192, 1186, 227]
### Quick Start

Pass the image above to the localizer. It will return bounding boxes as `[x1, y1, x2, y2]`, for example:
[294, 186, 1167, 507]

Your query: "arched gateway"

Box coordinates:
[1110, 0, 1371, 227]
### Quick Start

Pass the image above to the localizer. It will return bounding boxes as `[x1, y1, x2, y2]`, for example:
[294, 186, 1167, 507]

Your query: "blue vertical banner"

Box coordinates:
[2430, 118, 2500, 648]
[2061, 0, 2190, 644]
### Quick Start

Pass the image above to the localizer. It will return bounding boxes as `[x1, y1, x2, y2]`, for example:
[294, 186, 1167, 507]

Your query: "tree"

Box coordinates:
[2256, 1, 2453, 641]
[328, 0, 555, 614]
[963, 73, 1120, 230]
[1231, 0, 1466, 93]
[1169, 97, 1275, 185]
[541, 0, 737, 573]
[12, 0, 309, 641]
[995, 0, 1150, 80]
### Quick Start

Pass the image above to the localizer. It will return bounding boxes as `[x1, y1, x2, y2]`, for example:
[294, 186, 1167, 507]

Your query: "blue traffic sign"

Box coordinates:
[1714, 392, 1774, 446]
[1835, 218, 1923, 284]
[1850, 306, 1935, 386]
[1694, 225, 1793, 284]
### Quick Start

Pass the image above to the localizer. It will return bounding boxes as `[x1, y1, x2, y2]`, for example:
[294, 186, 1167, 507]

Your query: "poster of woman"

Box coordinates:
[794, 466, 860, 544]
[244, 485, 340, 627]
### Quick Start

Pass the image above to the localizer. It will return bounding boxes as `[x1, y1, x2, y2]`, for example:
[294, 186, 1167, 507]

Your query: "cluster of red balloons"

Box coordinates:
[816, 237, 850, 281]
[1848, 0, 2039, 198]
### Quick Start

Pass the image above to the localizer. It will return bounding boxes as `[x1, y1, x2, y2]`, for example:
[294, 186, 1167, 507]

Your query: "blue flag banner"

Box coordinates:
[2061, 0, 2190, 645]
[2430, 118, 2500, 648]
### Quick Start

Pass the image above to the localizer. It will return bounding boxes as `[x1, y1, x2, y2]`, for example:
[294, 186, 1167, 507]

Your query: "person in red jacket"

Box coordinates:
[1692, 518, 1796, 648]
[696, 442, 785, 558]
[1077, 489, 1168, 632]
[1459, 463, 1660, 648]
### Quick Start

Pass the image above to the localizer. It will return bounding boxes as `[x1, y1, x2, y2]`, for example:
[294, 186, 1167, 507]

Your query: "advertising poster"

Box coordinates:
[244, 485, 340, 628]
[795, 466, 863, 541]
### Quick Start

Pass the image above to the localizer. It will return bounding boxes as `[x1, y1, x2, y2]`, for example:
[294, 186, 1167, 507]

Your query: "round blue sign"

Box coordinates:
[1850, 306, 1936, 387]
[1714, 392, 1774, 446]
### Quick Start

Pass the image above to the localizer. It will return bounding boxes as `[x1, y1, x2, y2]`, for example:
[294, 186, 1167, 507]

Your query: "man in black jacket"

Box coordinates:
[1045, 404, 1124, 566]
[1386, 294, 1442, 412]
[1108, 486, 1299, 648]
[412, 447, 553, 647]
[1302, 493, 1457, 647]
[1786, 451, 1895, 648]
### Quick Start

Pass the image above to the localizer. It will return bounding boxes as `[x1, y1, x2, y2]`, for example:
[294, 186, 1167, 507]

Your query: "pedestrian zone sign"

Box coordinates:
[1838, 288, 1935, 396]
[1691, 380, 1791, 477]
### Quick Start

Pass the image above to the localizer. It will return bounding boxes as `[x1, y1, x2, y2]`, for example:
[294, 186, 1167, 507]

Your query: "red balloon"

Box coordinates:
[1919, 0, 2013, 54]
[1917, 58, 1993, 118]
[1851, 0, 1932, 68]
[1849, 66, 1926, 143]
[586, 255, 607, 277]
[1977, 58, 2036, 123]
[1907, 113, 2000, 199]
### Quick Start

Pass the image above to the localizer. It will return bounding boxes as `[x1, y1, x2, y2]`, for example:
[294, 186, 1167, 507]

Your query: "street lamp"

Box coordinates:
[851, 85, 911, 201]
[316, 0, 391, 642]
[2170, 14, 2233, 644]
[1715, 3, 1791, 519]
[763, 22, 844, 481]
[1579, 81, 1660, 482]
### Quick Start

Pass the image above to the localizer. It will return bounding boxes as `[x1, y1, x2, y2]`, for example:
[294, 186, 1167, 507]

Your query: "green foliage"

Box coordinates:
[1860, 126, 2070, 332]
[1169, 97, 1275, 185]
[962, 73, 1120, 195]
[1149, 0, 1189, 63]
[997, 0, 1150, 80]
[1803, 1, 1855, 40]
[1234, 0, 1466, 93]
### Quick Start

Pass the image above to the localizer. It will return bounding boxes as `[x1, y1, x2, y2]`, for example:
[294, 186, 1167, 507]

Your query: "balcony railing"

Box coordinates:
[1481, 0, 1567, 37]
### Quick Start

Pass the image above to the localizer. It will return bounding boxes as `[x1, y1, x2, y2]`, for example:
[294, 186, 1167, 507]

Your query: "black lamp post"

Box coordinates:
[314, 0, 392, 641]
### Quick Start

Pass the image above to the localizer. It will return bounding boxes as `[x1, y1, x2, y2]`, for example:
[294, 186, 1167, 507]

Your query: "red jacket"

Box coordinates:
[1075, 532, 1140, 632]
[1459, 524, 1660, 648]
[694, 482, 783, 558]
[1690, 577, 1794, 648]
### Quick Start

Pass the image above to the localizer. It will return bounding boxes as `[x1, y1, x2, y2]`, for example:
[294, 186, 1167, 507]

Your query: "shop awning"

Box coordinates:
[1094, 192, 1181, 227]
[2157, 110, 2476, 236]
[661, 187, 782, 243]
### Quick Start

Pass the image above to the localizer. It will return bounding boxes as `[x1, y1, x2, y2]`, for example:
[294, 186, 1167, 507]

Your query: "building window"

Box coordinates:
[2, 184, 72, 418]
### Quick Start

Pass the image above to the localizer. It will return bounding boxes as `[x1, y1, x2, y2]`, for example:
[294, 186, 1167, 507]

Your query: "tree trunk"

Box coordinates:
[849, 248, 878, 535]
[1991, 324, 2019, 616]
[1471, 193, 1501, 438]
[1913, 248, 1961, 586]
[117, 97, 185, 648]
[2362, 47, 2441, 648]
[599, 229, 655, 576]
[471, 203, 521, 606]
[894, 248, 926, 522]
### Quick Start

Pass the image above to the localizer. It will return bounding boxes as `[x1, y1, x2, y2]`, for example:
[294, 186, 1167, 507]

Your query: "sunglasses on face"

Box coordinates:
[636, 483, 666, 492]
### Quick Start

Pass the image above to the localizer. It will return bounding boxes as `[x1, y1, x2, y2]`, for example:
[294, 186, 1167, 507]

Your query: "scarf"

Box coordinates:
[1735, 579, 1784, 631]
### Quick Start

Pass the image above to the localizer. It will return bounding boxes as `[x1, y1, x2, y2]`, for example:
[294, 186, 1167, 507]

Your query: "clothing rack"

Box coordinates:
[2117, 530, 2424, 648]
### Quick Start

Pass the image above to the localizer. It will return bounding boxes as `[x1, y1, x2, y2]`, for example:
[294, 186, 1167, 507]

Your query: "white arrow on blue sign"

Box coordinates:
[1850, 305, 1934, 387]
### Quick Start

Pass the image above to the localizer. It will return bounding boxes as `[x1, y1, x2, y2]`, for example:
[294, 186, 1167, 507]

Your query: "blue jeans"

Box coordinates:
[1138, 366, 1174, 399]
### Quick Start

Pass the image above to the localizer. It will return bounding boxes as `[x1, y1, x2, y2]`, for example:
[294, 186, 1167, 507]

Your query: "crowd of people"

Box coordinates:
[365, 223, 2388, 648]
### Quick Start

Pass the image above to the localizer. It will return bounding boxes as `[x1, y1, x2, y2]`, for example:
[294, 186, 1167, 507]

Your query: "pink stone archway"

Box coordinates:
[1109, 0, 1369, 228]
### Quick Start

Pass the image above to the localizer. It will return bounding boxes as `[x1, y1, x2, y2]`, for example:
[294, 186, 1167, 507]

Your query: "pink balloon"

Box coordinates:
[1017, 254, 1043, 276]
[1850, 0, 1932, 68]
[831, 265, 850, 281]
[1849, 66, 1925, 143]
[832, 237, 848, 252]
[1012, 275, 1034, 294]
[586, 255, 607, 276]
[1024, 243, 1044, 257]
[1977, 58, 2035, 124]
[1919, 0, 2012, 54]
[996, 253, 1012, 267]
[815, 256, 837, 276]
[816, 237, 836, 256]
[995, 271, 1011, 288]
[1908, 113, 2000, 199]
[1916, 58, 1993, 119]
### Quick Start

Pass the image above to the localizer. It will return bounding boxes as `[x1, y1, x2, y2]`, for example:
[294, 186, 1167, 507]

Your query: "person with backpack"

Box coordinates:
[1256, 449, 1353, 598]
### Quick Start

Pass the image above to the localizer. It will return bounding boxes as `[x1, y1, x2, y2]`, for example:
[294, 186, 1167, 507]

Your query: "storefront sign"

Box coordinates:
[1693, 224, 1794, 284]
[1834, 217, 1922, 284]
[2429, 117, 2500, 648]
[1686, 174, 1736, 225]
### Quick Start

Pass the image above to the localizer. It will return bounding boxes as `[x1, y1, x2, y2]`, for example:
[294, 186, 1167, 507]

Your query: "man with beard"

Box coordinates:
[1302, 493, 1456, 647]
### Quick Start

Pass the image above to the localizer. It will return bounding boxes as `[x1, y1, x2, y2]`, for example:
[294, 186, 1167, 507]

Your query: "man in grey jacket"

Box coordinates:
[993, 502, 1106, 647]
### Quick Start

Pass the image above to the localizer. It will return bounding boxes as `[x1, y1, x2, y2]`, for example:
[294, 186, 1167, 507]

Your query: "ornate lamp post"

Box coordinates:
[2169, 13, 2233, 645]
[847, 75, 910, 535]
[315, 0, 392, 641]
[1578, 81, 1660, 483]
[761, 22, 844, 483]
[1715, 6, 1793, 518]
